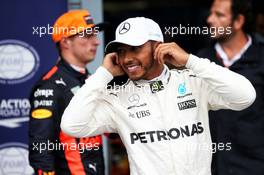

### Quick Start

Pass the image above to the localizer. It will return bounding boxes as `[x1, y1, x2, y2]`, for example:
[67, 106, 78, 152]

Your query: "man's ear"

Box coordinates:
[60, 38, 70, 50]
[233, 14, 245, 31]
[152, 41, 161, 51]
[151, 41, 161, 62]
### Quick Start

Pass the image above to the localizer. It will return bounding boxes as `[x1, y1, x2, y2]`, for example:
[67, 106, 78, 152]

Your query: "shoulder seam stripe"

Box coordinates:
[42, 66, 58, 80]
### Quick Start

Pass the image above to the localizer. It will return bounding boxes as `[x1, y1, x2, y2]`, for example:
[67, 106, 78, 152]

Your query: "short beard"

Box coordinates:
[216, 32, 234, 43]
[216, 23, 234, 43]
[139, 42, 156, 79]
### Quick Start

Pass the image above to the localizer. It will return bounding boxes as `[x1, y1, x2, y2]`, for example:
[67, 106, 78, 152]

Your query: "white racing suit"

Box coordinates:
[61, 54, 256, 175]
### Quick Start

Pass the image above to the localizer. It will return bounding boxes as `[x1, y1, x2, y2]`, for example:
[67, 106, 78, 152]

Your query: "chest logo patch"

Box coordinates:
[178, 99, 196, 110]
[178, 83, 186, 95]
[31, 109, 52, 119]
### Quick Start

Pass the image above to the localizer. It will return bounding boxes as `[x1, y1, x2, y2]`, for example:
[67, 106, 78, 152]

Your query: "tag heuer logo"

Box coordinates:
[178, 99, 196, 110]
[150, 80, 164, 93]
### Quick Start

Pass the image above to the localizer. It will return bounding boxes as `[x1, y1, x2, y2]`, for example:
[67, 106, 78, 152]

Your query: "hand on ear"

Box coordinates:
[154, 42, 189, 67]
[103, 53, 125, 76]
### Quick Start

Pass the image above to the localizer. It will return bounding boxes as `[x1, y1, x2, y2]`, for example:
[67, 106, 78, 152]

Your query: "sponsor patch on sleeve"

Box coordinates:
[31, 109, 52, 119]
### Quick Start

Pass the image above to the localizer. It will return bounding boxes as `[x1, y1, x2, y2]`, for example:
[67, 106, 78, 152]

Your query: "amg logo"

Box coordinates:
[178, 99, 196, 110]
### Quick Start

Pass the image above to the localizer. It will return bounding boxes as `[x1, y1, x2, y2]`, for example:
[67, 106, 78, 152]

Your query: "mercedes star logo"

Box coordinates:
[128, 94, 140, 105]
[119, 22, 130, 34]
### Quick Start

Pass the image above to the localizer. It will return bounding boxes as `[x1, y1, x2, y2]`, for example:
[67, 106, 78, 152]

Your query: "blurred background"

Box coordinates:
[0, 0, 263, 174]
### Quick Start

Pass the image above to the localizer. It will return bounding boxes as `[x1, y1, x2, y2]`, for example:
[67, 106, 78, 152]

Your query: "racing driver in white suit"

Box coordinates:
[61, 17, 256, 175]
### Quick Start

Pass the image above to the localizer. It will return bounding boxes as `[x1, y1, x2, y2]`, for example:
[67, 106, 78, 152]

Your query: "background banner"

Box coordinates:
[0, 0, 67, 174]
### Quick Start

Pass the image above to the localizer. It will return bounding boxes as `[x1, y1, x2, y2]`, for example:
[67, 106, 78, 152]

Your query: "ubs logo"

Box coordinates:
[129, 110, 150, 119]
[119, 22, 130, 34]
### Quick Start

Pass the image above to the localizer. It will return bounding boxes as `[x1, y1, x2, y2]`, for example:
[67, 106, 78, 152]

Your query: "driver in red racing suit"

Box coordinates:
[28, 10, 105, 175]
